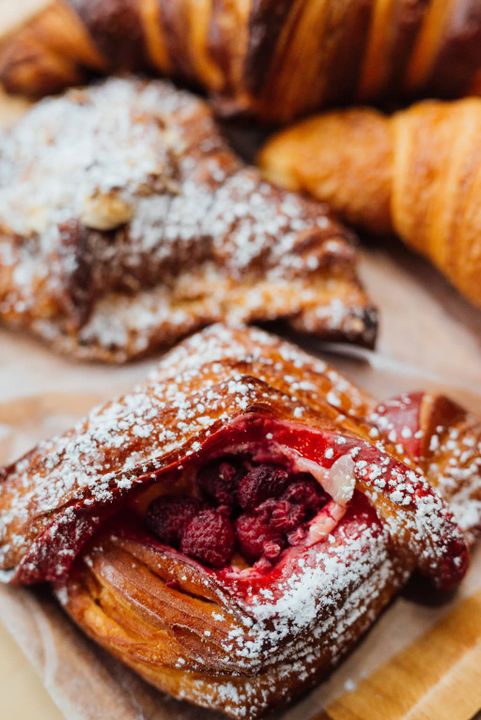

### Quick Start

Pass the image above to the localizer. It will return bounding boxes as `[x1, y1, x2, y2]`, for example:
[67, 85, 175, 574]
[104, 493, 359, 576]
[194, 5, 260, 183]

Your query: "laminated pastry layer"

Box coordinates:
[258, 100, 481, 307]
[1, 324, 480, 719]
[60, 497, 406, 719]
[0, 77, 376, 361]
[0, 1, 481, 122]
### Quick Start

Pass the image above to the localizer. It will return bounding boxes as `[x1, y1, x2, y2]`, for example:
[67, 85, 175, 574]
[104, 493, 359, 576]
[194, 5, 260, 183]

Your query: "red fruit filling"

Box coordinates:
[283, 477, 327, 512]
[145, 496, 204, 545]
[197, 458, 243, 508]
[236, 464, 289, 510]
[144, 458, 330, 570]
[181, 508, 235, 568]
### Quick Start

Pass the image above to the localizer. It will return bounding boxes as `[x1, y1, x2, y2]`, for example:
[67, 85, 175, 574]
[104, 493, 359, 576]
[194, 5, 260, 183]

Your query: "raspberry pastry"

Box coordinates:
[1, 325, 480, 718]
[0, 77, 375, 361]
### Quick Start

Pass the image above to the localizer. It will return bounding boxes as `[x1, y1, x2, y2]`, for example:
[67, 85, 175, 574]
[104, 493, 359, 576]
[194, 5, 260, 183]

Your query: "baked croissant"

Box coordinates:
[1, 1, 481, 122]
[0, 76, 376, 361]
[1, 324, 480, 719]
[259, 98, 481, 307]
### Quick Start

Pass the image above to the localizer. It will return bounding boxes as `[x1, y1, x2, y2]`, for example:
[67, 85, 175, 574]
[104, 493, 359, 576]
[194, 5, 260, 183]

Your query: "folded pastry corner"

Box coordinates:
[1, 324, 480, 718]
[0, 77, 376, 361]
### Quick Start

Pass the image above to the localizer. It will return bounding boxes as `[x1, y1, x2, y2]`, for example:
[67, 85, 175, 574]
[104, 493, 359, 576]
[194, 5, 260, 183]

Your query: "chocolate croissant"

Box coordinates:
[1, 1, 481, 122]
[259, 98, 481, 307]
[1, 324, 480, 718]
[0, 76, 376, 361]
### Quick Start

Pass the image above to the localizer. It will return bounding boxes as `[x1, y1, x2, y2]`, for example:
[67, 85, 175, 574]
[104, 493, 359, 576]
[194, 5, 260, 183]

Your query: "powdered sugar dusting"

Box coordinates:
[1, 324, 479, 719]
[0, 77, 375, 361]
[370, 392, 481, 546]
[178, 522, 404, 717]
[0, 325, 474, 589]
[0, 324, 372, 578]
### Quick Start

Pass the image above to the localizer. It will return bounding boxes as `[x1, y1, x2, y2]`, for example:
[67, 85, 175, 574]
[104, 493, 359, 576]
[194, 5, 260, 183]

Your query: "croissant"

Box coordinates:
[0, 76, 376, 361]
[1, 1, 481, 122]
[1, 324, 480, 719]
[259, 98, 481, 307]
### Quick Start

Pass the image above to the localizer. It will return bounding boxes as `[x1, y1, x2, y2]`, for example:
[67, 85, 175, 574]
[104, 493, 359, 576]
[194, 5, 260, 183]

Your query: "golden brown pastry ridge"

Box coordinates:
[1, 0, 481, 122]
[259, 98, 481, 307]
[1, 324, 480, 718]
[0, 76, 376, 361]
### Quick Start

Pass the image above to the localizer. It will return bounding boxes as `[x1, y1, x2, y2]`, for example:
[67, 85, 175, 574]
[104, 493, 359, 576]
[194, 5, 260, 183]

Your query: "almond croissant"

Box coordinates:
[1, 1, 481, 122]
[260, 98, 481, 307]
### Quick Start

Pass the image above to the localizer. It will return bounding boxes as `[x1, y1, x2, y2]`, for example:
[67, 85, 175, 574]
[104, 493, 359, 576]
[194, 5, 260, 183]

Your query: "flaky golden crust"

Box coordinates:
[259, 98, 481, 307]
[260, 109, 394, 234]
[62, 510, 406, 719]
[0, 77, 376, 361]
[0, 1, 480, 122]
[0, 324, 373, 579]
[1, 324, 480, 718]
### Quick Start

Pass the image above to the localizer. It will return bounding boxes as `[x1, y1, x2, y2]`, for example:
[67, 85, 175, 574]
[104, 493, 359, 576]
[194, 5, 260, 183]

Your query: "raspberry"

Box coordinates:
[145, 496, 203, 546]
[181, 508, 235, 568]
[282, 477, 327, 515]
[263, 540, 283, 561]
[265, 498, 305, 531]
[287, 526, 307, 546]
[197, 458, 243, 507]
[146, 462, 331, 571]
[236, 511, 285, 562]
[235, 483, 327, 563]
[236, 463, 289, 511]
